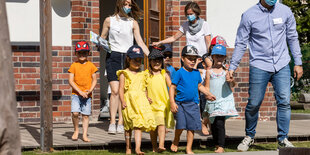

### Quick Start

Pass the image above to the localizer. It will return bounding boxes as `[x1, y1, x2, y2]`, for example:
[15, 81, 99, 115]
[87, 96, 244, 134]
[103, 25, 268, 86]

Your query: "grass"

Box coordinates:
[22, 141, 310, 154]
[291, 109, 310, 114]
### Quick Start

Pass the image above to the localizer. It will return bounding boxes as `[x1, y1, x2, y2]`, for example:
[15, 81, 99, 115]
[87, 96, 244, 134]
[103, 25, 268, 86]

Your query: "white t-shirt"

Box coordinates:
[179, 21, 211, 57]
[109, 15, 134, 53]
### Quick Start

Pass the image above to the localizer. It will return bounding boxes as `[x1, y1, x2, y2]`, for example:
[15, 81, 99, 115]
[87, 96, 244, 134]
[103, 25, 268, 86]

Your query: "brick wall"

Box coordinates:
[165, 0, 277, 120]
[14, 0, 101, 123]
[13, 0, 277, 123]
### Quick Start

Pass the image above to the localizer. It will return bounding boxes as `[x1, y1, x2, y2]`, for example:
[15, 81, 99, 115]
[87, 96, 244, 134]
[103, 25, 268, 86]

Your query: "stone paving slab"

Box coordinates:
[20, 120, 310, 150]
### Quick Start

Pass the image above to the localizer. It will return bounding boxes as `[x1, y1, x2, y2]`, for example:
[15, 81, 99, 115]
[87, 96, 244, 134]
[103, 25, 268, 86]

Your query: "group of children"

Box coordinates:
[68, 36, 238, 154]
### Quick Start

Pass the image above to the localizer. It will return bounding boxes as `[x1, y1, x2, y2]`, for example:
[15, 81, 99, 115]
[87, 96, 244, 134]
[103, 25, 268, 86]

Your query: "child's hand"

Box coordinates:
[148, 98, 152, 104]
[85, 90, 91, 95]
[226, 72, 234, 82]
[122, 102, 127, 109]
[79, 91, 88, 98]
[206, 94, 216, 101]
[196, 58, 203, 64]
[170, 103, 178, 113]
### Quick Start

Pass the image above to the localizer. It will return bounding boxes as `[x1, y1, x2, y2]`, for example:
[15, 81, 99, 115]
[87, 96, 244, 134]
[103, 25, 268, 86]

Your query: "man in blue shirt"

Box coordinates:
[228, 0, 303, 151]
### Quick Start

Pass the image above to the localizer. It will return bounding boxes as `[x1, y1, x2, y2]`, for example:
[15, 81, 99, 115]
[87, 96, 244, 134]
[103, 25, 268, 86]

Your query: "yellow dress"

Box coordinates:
[117, 70, 156, 132]
[146, 69, 175, 129]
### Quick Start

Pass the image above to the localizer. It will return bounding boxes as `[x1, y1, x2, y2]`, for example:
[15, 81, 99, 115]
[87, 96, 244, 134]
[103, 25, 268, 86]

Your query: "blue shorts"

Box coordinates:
[71, 95, 92, 115]
[175, 101, 201, 131]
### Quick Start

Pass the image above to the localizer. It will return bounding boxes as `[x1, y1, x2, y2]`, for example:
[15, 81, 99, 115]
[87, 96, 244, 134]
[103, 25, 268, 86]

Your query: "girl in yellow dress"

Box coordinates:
[117, 45, 156, 155]
[146, 47, 175, 153]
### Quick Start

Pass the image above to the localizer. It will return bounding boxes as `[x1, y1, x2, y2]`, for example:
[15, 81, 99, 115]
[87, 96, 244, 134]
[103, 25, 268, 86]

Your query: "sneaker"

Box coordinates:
[108, 124, 116, 134]
[116, 124, 124, 134]
[278, 138, 294, 149]
[237, 136, 254, 152]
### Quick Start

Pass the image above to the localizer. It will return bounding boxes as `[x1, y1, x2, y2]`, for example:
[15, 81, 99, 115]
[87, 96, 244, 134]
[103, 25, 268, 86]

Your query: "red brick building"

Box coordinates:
[9, 0, 277, 123]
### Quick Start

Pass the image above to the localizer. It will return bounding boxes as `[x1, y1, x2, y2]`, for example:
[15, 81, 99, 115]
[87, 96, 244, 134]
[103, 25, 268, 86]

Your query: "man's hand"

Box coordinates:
[294, 65, 303, 81]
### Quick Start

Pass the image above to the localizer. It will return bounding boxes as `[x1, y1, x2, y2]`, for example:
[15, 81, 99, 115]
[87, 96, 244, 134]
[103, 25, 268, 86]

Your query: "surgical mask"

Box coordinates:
[123, 7, 131, 14]
[264, 0, 277, 6]
[187, 14, 196, 22]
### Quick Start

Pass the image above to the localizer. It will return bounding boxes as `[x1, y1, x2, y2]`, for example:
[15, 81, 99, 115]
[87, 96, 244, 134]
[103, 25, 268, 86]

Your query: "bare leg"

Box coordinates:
[71, 112, 79, 140]
[186, 130, 195, 154]
[125, 130, 132, 154]
[134, 128, 144, 155]
[82, 115, 90, 142]
[202, 118, 210, 135]
[157, 125, 166, 152]
[150, 128, 158, 152]
[171, 129, 183, 152]
[109, 81, 121, 125]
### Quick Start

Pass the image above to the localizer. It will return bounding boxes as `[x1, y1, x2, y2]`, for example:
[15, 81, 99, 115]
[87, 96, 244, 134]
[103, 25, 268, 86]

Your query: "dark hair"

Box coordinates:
[114, 0, 143, 21]
[184, 2, 201, 17]
[124, 56, 143, 71]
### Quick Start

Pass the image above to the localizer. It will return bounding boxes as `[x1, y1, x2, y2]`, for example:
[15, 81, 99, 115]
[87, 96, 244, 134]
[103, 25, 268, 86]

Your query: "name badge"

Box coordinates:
[273, 18, 283, 25]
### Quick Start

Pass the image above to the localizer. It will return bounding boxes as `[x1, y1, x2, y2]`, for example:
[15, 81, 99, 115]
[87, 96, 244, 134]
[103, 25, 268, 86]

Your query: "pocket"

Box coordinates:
[274, 23, 285, 31]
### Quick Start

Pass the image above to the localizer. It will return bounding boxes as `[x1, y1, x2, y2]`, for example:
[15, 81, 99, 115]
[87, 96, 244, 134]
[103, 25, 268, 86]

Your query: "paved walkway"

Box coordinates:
[20, 119, 310, 151]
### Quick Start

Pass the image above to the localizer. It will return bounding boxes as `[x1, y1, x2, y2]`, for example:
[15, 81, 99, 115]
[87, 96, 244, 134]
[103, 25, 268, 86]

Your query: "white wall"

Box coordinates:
[207, 0, 258, 47]
[6, 0, 72, 46]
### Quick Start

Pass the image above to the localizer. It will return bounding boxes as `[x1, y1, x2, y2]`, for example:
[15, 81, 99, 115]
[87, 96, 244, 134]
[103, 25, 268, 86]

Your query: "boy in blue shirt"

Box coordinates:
[169, 45, 216, 154]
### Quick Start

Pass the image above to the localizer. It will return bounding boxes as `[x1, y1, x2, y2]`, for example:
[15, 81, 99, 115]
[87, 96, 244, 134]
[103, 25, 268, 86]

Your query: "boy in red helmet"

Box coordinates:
[68, 41, 98, 142]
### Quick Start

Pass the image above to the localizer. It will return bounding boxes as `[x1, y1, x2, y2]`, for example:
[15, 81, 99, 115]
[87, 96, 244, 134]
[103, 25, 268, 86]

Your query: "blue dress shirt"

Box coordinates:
[229, 2, 302, 72]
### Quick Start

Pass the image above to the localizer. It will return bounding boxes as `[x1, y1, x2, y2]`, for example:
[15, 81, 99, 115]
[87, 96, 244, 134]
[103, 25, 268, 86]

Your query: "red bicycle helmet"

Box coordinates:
[75, 41, 90, 52]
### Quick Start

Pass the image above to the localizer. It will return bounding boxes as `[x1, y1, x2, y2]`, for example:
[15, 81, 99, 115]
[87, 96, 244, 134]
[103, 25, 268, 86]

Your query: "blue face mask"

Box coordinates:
[187, 14, 196, 22]
[264, 0, 277, 6]
[123, 7, 131, 14]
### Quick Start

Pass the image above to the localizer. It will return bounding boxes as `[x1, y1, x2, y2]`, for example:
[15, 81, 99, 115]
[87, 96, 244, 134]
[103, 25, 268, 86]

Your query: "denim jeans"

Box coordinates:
[245, 65, 291, 141]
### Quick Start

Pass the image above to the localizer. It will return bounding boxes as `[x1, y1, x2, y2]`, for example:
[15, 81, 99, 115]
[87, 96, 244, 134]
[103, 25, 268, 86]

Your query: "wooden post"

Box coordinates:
[40, 0, 53, 152]
[0, 0, 21, 154]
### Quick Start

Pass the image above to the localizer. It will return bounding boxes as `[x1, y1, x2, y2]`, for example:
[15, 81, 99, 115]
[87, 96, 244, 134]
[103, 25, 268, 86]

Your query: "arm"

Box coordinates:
[133, 20, 150, 56]
[201, 70, 216, 101]
[169, 84, 178, 113]
[205, 35, 211, 53]
[119, 73, 126, 109]
[86, 73, 97, 96]
[228, 13, 251, 77]
[100, 17, 110, 40]
[165, 73, 172, 90]
[286, 10, 303, 80]
[152, 30, 183, 46]
[198, 83, 216, 101]
[69, 73, 88, 98]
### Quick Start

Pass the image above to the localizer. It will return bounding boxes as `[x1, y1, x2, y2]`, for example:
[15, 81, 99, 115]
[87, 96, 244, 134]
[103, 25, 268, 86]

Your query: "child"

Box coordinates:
[169, 45, 216, 154]
[68, 41, 98, 142]
[162, 44, 176, 80]
[204, 44, 238, 153]
[117, 45, 156, 155]
[146, 48, 175, 153]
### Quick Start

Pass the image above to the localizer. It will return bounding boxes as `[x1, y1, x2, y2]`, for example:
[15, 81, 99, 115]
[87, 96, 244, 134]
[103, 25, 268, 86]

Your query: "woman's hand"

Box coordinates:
[152, 41, 161, 47]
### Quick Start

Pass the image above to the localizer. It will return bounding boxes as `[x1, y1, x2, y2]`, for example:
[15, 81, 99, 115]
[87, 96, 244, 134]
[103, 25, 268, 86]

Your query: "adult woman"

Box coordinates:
[152, 2, 211, 67]
[100, 0, 149, 134]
